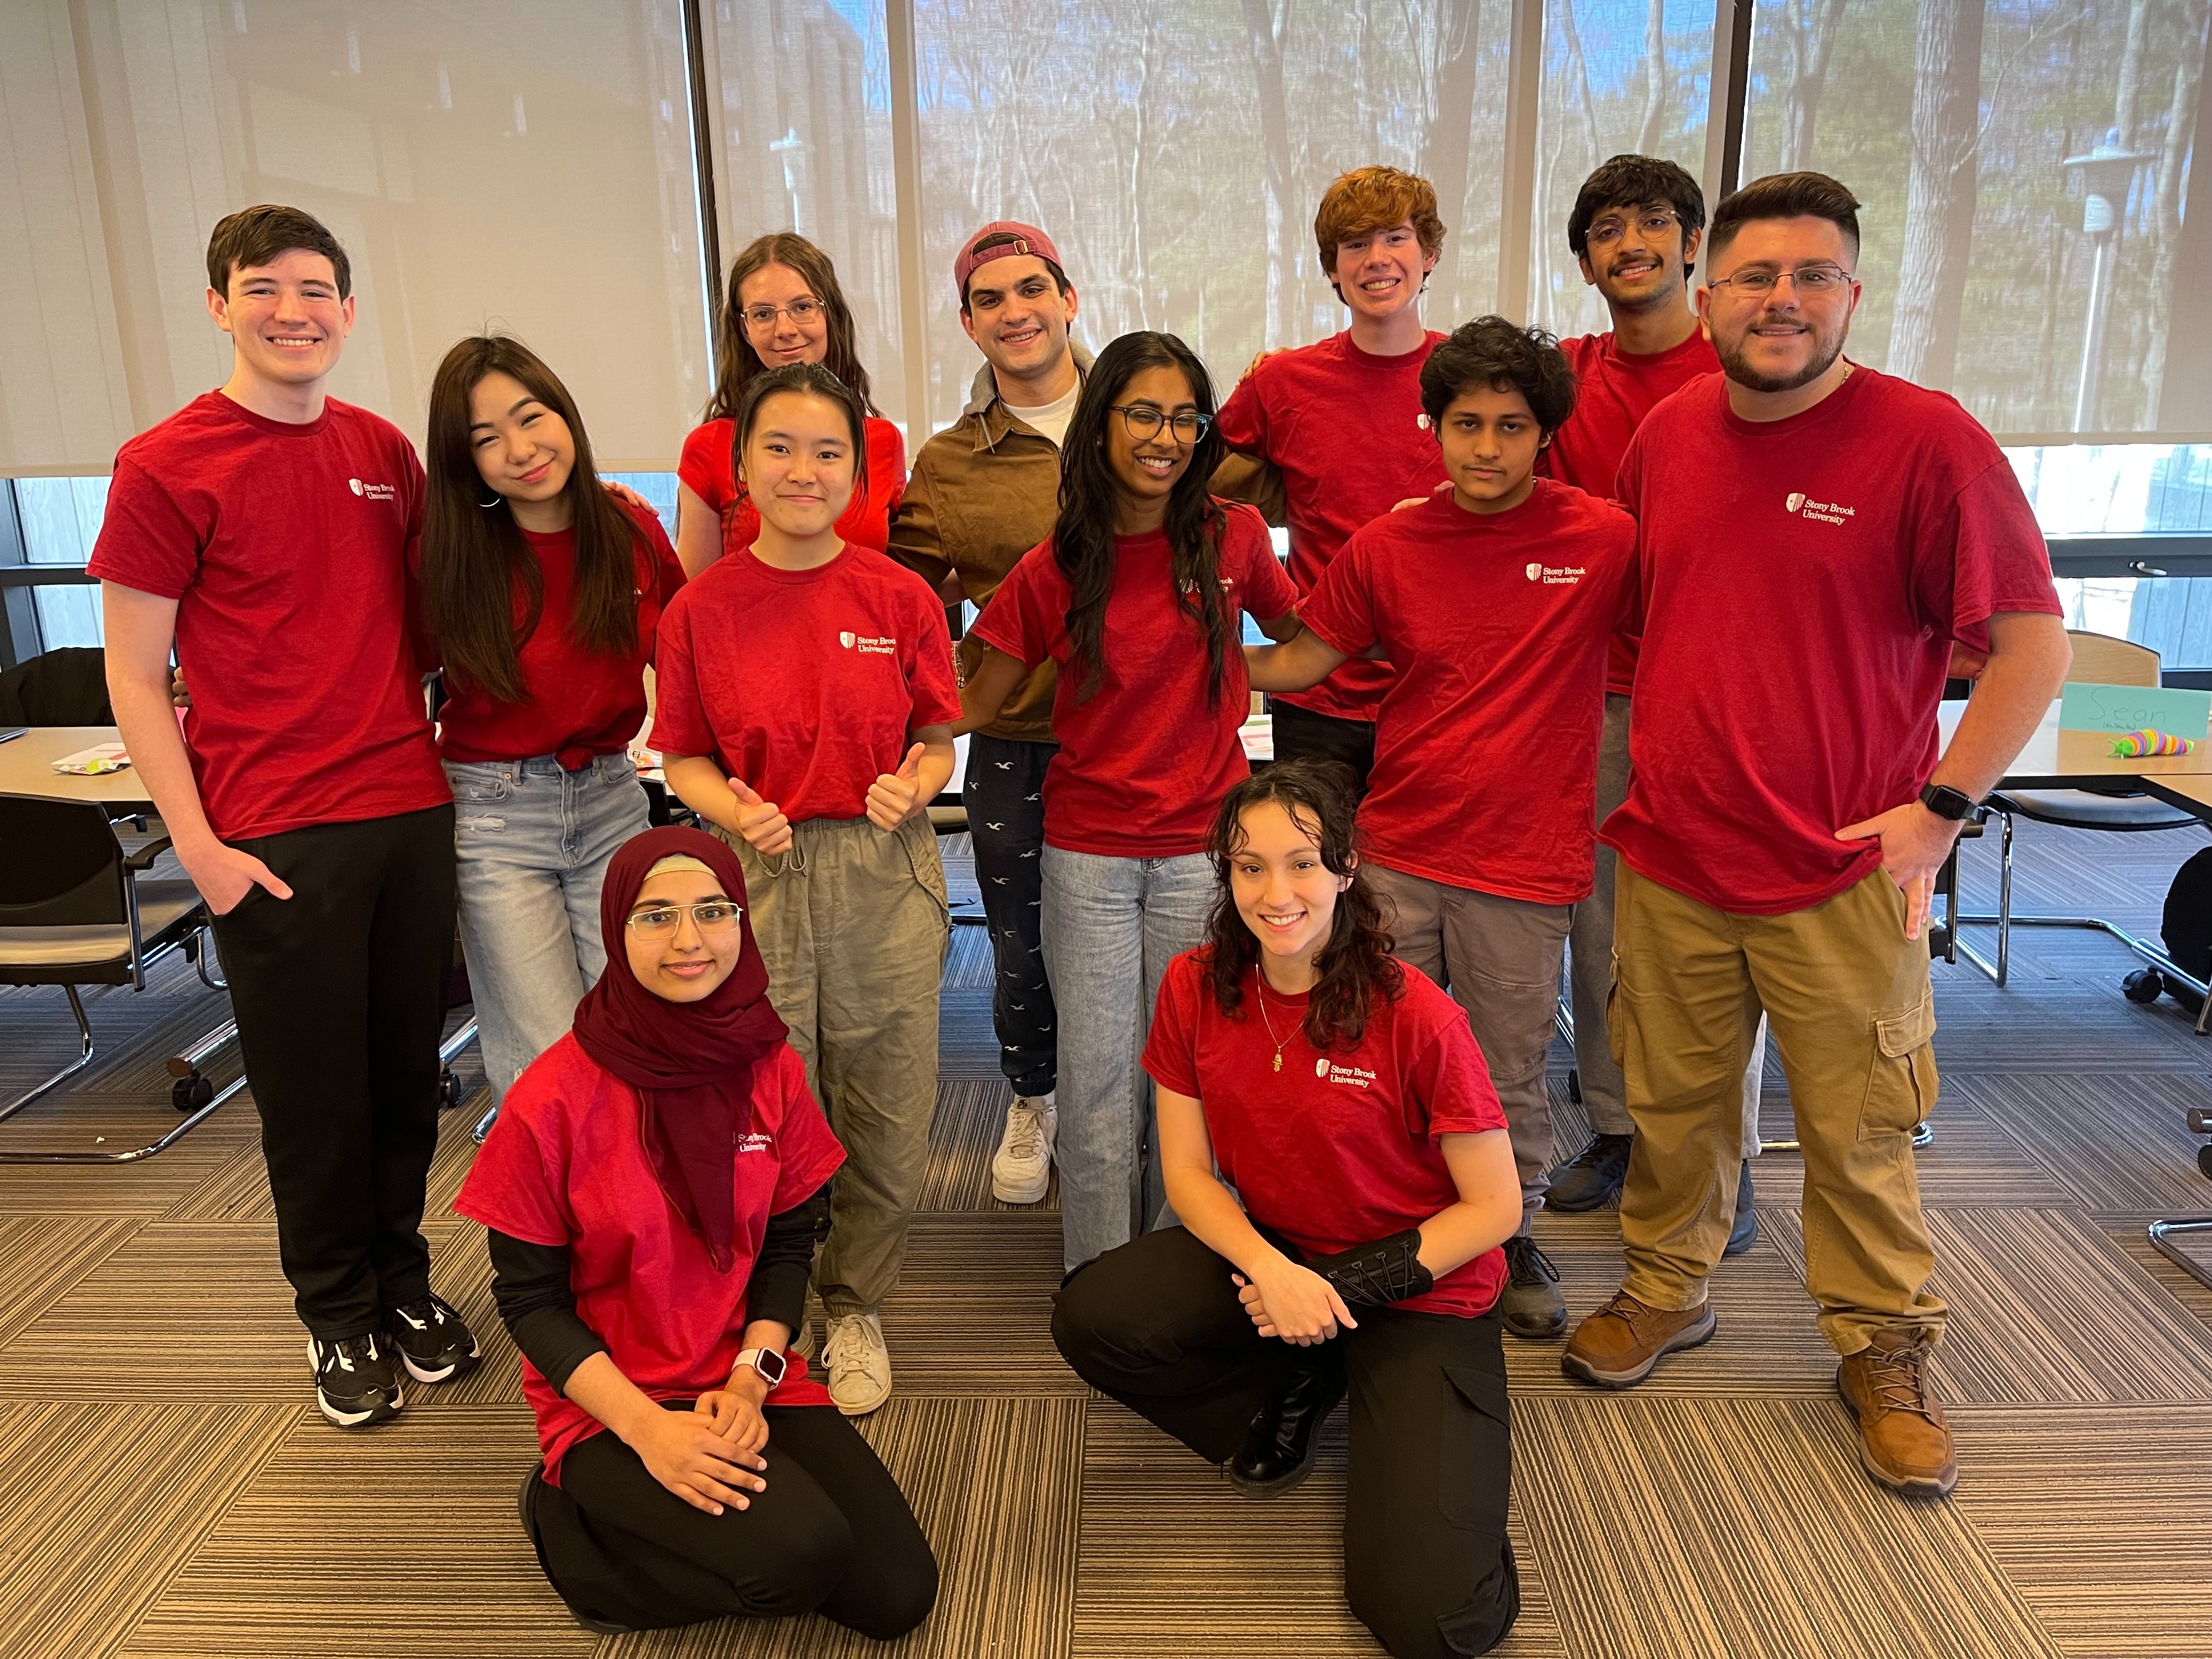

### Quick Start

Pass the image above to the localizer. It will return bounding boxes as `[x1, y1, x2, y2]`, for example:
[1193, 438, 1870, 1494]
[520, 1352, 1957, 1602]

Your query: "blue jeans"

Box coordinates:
[445, 753, 650, 1101]
[1040, 844, 1215, 1272]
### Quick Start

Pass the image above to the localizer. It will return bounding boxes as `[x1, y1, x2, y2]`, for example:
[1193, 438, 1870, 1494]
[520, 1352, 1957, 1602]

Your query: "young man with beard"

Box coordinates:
[1560, 173, 2070, 1500]
[889, 222, 1088, 1205]
[1216, 166, 1452, 795]
[1539, 156, 1768, 1258]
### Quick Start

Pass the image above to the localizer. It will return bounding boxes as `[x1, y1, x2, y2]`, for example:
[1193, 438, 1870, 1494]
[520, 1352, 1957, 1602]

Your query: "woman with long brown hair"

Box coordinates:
[674, 233, 906, 577]
[1051, 758, 1525, 1659]
[421, 335, 687, 1105]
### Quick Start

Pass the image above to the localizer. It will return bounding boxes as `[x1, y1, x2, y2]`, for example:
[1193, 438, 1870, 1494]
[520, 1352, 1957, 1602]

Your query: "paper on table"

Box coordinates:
[2057, 681, 2212, 741]
[51, 743, 131, 775]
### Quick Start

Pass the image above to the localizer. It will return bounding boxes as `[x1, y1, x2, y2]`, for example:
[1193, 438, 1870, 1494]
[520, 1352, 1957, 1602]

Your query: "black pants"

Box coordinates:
[1052, 1226, 1519, 1659]
[531, 1403, 938, 1637]
[1270, 699, 1376, 798]
[209, 804, 456, 1339]
[966, 733, 1058, 1097]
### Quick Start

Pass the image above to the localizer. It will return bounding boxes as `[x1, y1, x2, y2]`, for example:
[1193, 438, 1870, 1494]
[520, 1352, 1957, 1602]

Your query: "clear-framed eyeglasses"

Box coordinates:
[1706, 263, 1856, 298]
[1107, 405, 1211, 445]
[626, 901, 743, 938]
[741, 297, 822, 332]
[1585, 209, 1680, 248]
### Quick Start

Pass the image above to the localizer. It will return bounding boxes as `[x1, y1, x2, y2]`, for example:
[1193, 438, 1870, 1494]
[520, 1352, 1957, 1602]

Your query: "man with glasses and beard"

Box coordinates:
[1560, 172, 2070, 1502]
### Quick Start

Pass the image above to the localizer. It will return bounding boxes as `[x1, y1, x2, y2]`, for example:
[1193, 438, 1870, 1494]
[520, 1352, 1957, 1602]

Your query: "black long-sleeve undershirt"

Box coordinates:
[486, 1187, 831, 1395]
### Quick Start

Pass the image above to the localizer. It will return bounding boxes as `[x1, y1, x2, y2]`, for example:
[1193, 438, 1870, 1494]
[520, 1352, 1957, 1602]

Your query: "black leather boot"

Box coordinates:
[1228, 1358, 1345, 1499]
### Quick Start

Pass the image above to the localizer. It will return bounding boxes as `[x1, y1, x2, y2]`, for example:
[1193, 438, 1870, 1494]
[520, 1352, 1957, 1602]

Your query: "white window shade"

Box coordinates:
[0, 0, 712, 476]
[1742, 0, 2212, 444]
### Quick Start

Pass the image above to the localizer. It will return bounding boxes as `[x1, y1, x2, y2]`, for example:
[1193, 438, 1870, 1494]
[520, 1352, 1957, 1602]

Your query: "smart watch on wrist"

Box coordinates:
[735, 1346, 787, 1389]
[1918, 782, 1983, 822]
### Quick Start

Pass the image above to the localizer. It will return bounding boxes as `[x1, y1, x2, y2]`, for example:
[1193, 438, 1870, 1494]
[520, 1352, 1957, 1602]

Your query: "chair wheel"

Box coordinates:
[2200, 1143, 2212, 1181]
[2123, 968, 2165, 1005]
[439, 1068, 463, 1111]
[172, 1075, 213, 1111]
[1566, 1068, 1581, 1105]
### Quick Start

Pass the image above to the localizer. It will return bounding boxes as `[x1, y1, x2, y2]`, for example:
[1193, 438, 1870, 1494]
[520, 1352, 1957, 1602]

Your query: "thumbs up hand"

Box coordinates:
[865, 743, 929, 832]
[726, 776, 793, 856]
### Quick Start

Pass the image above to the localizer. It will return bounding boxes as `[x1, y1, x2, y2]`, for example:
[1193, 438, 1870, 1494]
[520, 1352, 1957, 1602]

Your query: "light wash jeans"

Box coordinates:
[1040, 844, 1215, 1272]
[445, 753, 650, 1102]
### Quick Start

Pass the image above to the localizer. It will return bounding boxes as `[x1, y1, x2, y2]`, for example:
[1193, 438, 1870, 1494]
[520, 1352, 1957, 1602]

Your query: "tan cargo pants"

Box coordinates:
[715, 813, 949, 1317]
[1611, 864, 1946, 1355]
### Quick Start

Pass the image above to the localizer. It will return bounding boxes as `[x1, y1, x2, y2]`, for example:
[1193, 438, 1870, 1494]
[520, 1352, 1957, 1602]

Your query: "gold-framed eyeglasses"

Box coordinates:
[1706, 263, 1856, 297]
[1586, 209, 1680, 247]
[741, 297, 822, 331]
[626, 902, 743, 938]
[1107, 405, 1211, 444]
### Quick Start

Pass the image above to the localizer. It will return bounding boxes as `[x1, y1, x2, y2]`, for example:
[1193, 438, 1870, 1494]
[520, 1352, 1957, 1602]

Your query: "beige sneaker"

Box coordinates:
[990, 1093, 1057, 1205]
[822, 1311, 893, 1416]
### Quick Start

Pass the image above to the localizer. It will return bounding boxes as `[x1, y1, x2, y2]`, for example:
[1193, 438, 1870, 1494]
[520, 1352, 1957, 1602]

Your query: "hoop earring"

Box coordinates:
[479, 490, 504, 509]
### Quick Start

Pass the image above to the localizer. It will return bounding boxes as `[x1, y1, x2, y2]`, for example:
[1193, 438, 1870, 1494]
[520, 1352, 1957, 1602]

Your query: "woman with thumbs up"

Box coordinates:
[653, 362, 960, 1418]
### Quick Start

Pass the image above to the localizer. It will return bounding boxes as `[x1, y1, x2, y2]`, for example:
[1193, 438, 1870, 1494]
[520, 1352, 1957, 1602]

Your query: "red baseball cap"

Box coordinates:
[955, 221, 1065, 300]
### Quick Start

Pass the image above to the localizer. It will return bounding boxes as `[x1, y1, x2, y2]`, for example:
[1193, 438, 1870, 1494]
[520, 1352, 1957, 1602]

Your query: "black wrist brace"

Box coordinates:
[1306, 1227, 1434, 1309]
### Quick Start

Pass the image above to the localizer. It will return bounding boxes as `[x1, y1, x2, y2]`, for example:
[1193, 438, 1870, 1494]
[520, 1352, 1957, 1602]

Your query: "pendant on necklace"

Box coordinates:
[1272, 1053, 1282, 1072]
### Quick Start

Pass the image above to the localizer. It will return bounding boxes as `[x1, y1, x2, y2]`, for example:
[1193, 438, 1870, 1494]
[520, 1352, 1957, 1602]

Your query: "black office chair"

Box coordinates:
[2147, 1104, 2212, 1293]
[0, 794, 231, 1161]
[0, 646, 112, 726]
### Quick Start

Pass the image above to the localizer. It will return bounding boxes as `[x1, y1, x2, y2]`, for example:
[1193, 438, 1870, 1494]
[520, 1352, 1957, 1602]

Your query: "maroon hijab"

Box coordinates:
[572, 826, 789, 1272]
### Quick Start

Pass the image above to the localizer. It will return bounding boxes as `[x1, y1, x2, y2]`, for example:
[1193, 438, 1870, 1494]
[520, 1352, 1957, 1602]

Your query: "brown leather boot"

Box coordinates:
[1837, 1328, 1957, 1498]
[1561, 1289, 1717, 1387]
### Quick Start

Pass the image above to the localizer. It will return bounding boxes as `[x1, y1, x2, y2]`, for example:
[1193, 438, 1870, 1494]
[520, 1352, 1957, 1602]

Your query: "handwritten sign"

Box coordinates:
[2058, 681, 2212, 742]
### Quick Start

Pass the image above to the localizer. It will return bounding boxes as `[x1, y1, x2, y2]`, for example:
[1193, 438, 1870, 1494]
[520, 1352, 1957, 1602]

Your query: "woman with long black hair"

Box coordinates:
[421, 335, 686, 1109]
[1051, 760, 1522, 1659]
[956, 331, 1300, 1272]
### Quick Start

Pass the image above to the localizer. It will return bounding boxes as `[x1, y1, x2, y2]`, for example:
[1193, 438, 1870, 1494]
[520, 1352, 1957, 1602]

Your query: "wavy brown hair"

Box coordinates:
[422, 335, 646, 703]
[706, 233, 876, 422]
[1202, 758, 1403, 1051]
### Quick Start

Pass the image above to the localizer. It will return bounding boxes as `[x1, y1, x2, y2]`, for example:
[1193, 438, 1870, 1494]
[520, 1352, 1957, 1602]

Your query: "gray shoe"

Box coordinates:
[1723, 1160, 1758, 1257]
[1548, 1134, 1633, 1211]
[1499, 1235, 1567, 1339]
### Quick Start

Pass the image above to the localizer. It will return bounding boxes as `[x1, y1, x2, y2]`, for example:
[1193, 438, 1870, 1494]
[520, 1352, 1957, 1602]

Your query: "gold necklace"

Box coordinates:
[1254, 977, 1296, 1072]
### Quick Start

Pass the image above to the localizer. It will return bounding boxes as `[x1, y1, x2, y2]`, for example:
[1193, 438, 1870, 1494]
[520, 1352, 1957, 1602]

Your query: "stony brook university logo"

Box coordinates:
[1786, 492, 1807, 513]
[1525, 562, 1543, 582]
[348, 478, 364, 496]
[1316, 1056, 1330, 1079]
[348, 476, 397, 502]
[839, 631, 857, 649]
[1785, 490, 1857, 526]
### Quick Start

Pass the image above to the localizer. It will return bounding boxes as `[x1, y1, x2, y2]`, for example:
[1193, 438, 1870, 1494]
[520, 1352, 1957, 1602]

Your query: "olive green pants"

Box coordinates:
[716, 814, 949, 1318]
[1611, 865, 1946, 1355]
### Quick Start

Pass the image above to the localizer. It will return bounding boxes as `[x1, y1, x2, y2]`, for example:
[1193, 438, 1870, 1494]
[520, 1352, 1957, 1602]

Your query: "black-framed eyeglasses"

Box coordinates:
[1586, 209, 1680, 248]
[626, 901, 743, 938]
[1706, 264, 1856, 297]
[741, 297, 822, 331]
[1107, 405, 1211, 444]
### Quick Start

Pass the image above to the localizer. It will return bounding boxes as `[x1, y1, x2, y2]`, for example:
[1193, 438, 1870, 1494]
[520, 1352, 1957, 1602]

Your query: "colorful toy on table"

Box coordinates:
[2107, 729, 2200, 758]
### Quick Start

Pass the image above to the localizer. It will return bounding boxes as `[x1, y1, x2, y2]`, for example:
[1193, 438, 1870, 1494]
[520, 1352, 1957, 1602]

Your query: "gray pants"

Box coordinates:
[1364, 861, 1569, 1228]
[1571, 692, 1766, 1152]
[716, 814, 949, 1317]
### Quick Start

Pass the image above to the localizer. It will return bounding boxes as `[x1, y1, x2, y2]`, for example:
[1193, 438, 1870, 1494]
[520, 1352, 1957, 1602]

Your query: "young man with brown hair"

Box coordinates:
[1560, 173, 2071, 1499]
[93, 205, 477, 1430]
[1215, 166, 1452, 794]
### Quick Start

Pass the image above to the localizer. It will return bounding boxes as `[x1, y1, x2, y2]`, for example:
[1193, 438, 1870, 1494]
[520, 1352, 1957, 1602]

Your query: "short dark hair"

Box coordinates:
[1707, 171, 1862, 266]
[1567, 154, 1707, 274]
[960, 232, 1071, 312]
[1419, 316, 1578, 437]
[205, 204, 351, 300]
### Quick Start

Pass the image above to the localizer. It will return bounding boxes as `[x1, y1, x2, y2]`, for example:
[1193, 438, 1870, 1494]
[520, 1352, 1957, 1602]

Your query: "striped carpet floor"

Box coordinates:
[1, 821, 2209, 1658]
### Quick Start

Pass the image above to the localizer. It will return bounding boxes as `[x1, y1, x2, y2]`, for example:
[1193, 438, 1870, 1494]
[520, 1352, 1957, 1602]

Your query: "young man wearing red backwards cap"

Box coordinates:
[92, 205, 478, 1430]
[1247, 317, 1637, 1344]
[1216, 166, 1451, 795]
[1540, 155, 1768, 1256]
[888, 223, 1088, 1207]
[1561, 173, 2070, 1500]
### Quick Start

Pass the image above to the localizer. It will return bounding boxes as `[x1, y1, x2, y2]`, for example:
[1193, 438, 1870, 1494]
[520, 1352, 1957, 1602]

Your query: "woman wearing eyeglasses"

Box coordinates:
[674, 233, 906, 578]
[956, 332, 1301, 1272]
[458, 826, 937, 1639]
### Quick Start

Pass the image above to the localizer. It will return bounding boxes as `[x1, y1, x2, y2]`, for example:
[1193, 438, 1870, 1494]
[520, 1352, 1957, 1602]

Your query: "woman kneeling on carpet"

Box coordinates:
[455, 825, 937, 1637]
[1051, 759, 1523, 1659]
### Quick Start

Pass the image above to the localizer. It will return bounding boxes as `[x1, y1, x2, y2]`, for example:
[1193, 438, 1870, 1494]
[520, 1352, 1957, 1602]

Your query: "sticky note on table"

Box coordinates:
[2058, 682, 2212, 741]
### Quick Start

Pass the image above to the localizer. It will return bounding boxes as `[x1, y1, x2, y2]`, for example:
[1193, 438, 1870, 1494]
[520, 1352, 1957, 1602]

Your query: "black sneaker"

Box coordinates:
[1723, 1160, 1759, 1258]
[309, 1332, 404, 1429]
[1499, 1235, 1568, 1339]
[388, 1293, 481, 1384]
[1548, 1134, 1633, 1211]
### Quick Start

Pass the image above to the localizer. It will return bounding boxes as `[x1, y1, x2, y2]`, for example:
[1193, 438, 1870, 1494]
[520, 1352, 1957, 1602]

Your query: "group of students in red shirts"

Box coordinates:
[89, 142, 2069, 1656]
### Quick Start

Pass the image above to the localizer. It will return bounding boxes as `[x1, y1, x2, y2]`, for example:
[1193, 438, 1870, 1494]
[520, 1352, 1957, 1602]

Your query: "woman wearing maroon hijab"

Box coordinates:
[456, 825, 937, 1638]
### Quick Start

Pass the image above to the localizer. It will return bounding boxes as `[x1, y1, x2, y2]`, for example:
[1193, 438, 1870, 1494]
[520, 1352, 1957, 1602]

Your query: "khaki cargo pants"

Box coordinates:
[715, 813, 949, 1318]
[1611, 864, 1946, 1355]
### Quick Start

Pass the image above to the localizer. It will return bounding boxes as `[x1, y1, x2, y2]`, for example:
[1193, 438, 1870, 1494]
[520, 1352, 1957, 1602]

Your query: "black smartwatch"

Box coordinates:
[1918, 782, 1983, 822]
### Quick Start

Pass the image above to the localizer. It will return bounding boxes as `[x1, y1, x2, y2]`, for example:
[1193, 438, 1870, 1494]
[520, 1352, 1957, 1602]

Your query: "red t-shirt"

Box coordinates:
[1605, 366, 2063, 916]
[678, 415, 906, 558]
[650, 545, 961, 823]
[1547, 330, 1723, 696]
[454, 1035, 843, 1484]
[1215, 331, 1448, 723]
[970, 504, 1300, 858]
[435, 501, 687, 768]
[87, 392, 448, 842]
[1300, 480, 1637, 904]
[1142, 952, 1508, 1320]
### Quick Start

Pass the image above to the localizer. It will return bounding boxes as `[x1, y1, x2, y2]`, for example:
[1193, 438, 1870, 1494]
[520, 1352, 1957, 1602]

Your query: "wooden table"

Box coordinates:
[0, 726, 155, 814]
[1938, 698, 2212, 822]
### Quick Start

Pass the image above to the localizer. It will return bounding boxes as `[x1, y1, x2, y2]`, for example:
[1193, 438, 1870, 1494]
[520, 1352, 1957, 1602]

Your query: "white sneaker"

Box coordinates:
[791, 1316, 818, 1363]
[822, 1311, 893, 1416]
[991, 1093, 1057, 1205]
